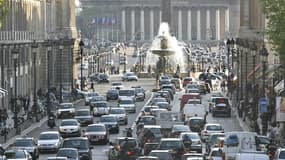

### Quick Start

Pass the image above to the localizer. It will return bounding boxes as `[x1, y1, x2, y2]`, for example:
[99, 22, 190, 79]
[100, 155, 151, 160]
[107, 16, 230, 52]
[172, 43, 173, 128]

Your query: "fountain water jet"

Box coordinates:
[147, 22, 185, 74]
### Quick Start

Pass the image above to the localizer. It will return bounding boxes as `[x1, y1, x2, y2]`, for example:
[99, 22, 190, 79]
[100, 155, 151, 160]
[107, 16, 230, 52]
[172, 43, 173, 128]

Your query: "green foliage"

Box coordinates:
[260, 0, 285, 55]
[0, 0, 8, 28]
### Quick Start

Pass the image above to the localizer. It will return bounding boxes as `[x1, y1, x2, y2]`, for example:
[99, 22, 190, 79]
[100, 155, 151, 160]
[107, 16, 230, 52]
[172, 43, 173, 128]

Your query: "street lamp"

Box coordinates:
[235, 38, 240, 105]
[226, 39, 231, 74]
[230, 38, 235, 70]
[79, 39, 84, 90]
[239, 39, 244, 101]
[251, 42, 257, 120]
[59, 42, 63, 103]
[244, 40, 249, 103]
[31, 40, 39, 122]
[46, 40, 52, 114]
[260, 45, 269, 97]
[12, 45, 19, 134]
[123, 52, 126, 73]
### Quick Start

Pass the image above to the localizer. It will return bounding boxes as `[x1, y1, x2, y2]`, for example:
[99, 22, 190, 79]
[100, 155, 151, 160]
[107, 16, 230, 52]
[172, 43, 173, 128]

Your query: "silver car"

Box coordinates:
[57, 103, 75, 119]
[58, 119, 81, 138]
[90, 101, 109, 116]
[74, 109, 93, 126]
[109, 108, 128, 125]
[118, 97, 136, 113]
[37, 131, 63, 153]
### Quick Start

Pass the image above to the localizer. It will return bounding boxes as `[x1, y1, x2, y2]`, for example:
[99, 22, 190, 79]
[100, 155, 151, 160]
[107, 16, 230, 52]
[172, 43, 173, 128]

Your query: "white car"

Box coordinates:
[118, 97, 136, 113]
[121, 72, 138, 81]
[109, 108, 128, 125]
[208, 147, 223, 160]
[84, 92, 99, 105]
[275, 148, 285, 160]
[58, 119, 81, 138]
[57, 103, 75, 118]
[111, 82, 124, 90]
[90, 101, 109, 116]
[37, 131, 63, 153]
[200, 123, 224, 141]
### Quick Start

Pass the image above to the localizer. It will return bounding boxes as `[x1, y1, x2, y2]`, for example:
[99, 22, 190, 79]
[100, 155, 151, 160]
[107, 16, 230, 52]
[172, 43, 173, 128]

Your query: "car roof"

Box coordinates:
[119, 97, 134, 100]
[110, 107, 125, 110]
[101, 115, 117, 118]
[143, 125, 161, 129]
[188, 117, 204, 120]
[40, 131, 59, 134]
[205, 123, 221, 126]
[87, 123, 105, 127]
[63, 137, 88, 141]
[160, 138, 181, 141]
[116, 137, 136, 140]
[76, 109, 90, 112]
[15, 137, 34, 140]
[180, 132, 199, 136]
[61, 119, 78, 122]
[150, 150, 171, 153]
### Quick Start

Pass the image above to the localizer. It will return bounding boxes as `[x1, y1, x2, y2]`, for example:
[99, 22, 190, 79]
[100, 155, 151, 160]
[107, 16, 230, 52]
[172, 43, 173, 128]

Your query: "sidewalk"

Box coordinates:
[1, 99, 83, 149]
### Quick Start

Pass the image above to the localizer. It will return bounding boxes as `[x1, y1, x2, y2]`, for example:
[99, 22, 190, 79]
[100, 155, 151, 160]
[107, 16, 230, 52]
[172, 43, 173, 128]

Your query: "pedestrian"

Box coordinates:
[254, 120, 260, 135]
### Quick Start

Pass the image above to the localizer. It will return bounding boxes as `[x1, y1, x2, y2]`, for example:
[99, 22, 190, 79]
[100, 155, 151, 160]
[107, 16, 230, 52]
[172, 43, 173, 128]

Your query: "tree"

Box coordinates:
[0, 0, 8, 28]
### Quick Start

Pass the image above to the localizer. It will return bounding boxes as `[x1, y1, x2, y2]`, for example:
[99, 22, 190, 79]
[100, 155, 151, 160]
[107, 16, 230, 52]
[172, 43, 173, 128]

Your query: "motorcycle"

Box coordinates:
[47, 115, 55, 129]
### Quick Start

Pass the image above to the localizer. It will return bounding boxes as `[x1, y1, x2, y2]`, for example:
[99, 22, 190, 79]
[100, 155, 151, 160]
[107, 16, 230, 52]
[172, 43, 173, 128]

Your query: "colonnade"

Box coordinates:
[120, 6, 230, 41]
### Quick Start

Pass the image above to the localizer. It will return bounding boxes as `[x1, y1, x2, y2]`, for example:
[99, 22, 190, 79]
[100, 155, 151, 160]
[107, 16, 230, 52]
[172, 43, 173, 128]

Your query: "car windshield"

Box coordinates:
[190, 119, 203, 125]
[159, 141, 182, 149]
[279, 151, 285, 159]
[215, 98, 229, 105]
[110, 109, 125, 114]
[211, 150, 222, 157]
[86, 125, 105, 132]
[140, 117, 155, 124]
[62, 140, 88, 149]
[206, 125, 222, 131]
[183, 134, 200, 140]
[174, 126, 190, 131]
[15, 139, 33, 147]
[118, 139, 137, 148]
[119, 90, 135, 96]
[5, 151, 25, 159]
[149, 128, 161, 135]
[88, 92, 98, 97]
[94, 102, 107, 108]
[120, 100, 133, 104]
[135, 88, 144, 93]
[57, 150, 77, 158]
[39, 133, 59, 140]
[59, 104, 73, 109]
[126, 73, 135, 76]
[61, 120, 78, 126]
[76, 110, 90, 116]
[108, 90, 118, 94]
[100, 116, 116, 122]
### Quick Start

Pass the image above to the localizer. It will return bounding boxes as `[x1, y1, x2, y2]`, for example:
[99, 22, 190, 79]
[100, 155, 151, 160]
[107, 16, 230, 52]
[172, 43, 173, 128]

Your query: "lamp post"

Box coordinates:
[31, 40, 39, 122]
[239, 39, 244, 101]
[79, 40, 84, 90]
[59, 42, 63, 103]
[12, 46, 19, 134]
[260, 45, 269, 97]
[235, 38, 240, 105]
[251, 43, 257, 120]
[123, 52, 126, 73]
[226, 39, 231, 74]
[244, 40, 249, 104]
[46, 40, 52, 114]
[230, 38, 235, 70]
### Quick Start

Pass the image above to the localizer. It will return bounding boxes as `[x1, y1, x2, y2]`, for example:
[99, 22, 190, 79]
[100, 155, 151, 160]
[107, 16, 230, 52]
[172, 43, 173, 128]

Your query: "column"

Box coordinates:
[197, 9, 201, 41]
[131, 9, 135, 40]
[150, 9, 154, 39]
[140, 9, 145, 41]
[225, 8, 229, 33]
[206, 9, 210, 40]
[121, 9, 126, 40]
[241, 0, 250, 27]
[216, 8, 220, 40]
[159, 10, 162, 23]
[178, 9, 182, 40]
[187, 10, 191, 41]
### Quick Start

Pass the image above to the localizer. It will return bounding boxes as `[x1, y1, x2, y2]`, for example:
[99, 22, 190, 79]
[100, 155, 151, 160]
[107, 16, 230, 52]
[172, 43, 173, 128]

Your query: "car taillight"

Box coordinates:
[127, 151, 133, 156]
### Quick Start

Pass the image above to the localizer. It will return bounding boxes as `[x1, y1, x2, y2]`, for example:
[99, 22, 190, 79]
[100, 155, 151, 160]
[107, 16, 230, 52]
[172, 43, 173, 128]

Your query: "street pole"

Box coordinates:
[240, 40, 244, 101]
[59, 44, 63, 103]
[251, 43, 257, 120]
[79, 40, 84, 90]
[245, 40, 249, 104]
[31, 40, 39, 122]
[47, 41, 52, 114]
[12, 47, 19, 134]
[123, 53, 126, 73]
[226, 39, 231, 93]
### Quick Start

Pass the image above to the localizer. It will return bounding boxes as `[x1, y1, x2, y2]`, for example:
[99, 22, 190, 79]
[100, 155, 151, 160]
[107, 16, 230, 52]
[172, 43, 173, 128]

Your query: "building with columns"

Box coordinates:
[80, 0, 240, 43]
[0, 0, 78, 110]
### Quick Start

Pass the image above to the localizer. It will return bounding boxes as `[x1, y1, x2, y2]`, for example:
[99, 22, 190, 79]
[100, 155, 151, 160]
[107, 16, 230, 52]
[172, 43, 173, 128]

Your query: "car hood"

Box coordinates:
[38, 139, 60, 145]
[109, 114, 126, 118]
[58, 108, 74, 112]
[85, 131, 106, 135]
[59, 125, 79, 130]
[13, 146, 35, 151]
[75, 115, 92, 119]
[119, 104, 135, 107]
[100, 122, 118, 125]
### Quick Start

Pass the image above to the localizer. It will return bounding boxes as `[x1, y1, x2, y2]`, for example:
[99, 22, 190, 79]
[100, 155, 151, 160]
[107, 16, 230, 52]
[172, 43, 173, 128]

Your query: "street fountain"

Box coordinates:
[147, 22, 185, 74]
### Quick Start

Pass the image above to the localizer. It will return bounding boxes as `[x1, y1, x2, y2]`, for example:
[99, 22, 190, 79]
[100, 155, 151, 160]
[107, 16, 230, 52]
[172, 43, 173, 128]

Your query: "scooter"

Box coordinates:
[47, 116, 55, 129]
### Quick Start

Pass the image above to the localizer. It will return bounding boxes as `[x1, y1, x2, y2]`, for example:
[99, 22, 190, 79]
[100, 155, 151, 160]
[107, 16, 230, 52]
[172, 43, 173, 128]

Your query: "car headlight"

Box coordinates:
[57, 111, 61, 114]
[93, 108, 98, 112]
[70, 109, 75, 113]
[59, 127, 65, 132]
[53, 142, 59, 147]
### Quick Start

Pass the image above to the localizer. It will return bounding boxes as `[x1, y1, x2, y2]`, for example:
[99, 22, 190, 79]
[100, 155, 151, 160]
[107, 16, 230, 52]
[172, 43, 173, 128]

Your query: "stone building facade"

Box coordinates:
[80, 0, 240, 43]
[0, 0, 78, 110]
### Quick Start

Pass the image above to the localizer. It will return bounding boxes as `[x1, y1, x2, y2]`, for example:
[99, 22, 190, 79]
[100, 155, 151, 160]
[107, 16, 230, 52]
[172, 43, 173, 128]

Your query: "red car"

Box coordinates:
[83, 124, 109, 145]
[180, 93, 201, 111]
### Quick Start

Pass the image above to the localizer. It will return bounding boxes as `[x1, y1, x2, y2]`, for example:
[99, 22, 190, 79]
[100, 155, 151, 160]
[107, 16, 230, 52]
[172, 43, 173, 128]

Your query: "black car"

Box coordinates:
[60, 137, 93, 160]
[97, 73, 109, 83]
[106, 89, 119, 101]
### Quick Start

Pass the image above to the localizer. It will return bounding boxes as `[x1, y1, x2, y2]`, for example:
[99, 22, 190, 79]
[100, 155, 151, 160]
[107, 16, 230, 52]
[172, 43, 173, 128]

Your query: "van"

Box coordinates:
[182, 104, 207, 122]
[222, 132, 258, 160]
[235, 153, 269, 160]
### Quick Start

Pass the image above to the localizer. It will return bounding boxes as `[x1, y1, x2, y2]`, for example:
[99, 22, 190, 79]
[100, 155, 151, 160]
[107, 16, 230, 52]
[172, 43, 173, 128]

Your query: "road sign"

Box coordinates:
[260, 98, 268, 113]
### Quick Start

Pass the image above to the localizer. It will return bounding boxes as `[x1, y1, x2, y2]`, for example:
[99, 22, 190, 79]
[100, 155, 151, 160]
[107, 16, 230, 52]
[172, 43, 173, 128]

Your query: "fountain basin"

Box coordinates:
[151, 49, 175, 57]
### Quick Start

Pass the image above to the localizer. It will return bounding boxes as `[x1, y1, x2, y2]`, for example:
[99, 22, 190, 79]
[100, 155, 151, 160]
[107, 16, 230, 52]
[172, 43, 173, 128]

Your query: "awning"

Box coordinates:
[274, 80, 284, 94]
[247, 64, 262, 79]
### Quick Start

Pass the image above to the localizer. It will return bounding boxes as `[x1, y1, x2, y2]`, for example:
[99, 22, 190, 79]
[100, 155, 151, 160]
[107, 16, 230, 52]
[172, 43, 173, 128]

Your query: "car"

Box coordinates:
[90, 101, 109, 116]
[156, 102, 171, 111]
[136, 156, 159, 160]
[186, 116, 205, 133]
[97, 73, 109, 83]
[99, 115, 120, 133]
[171, 78, 181, 90]
[143, 106, 159, 115]
[111, 82, 124, 90]
[136, 116, 157, 126]
[109, 108, 128, 125]
[169, 125, 191, 138]
[160, 84, 176, 94]
[56, 148, 80, 160]
[182, 77, 193, 87]
[133, 86, 146, 101]
[186, 88, 200, 95]
[205, 133, 225, 153]
[256, 135, 270, 151]
[13, 137, 39, 160]
[154, 92, 171, 104]
[122, 72, 138, 81]
[159, 76, 171, 86]
[208, 147, 223, 160]
[180, 93, 201, 111]
[151, 97, 168, 106]
[57, 103, 75, 119]
[118, 97, 136, 113]
[208, 97, 219, 113]
[37, 131, 63, 153]
[149, 150, 174, 160]
[179, 132, 202, 153]
[182, 153, 204, 160]
[58, 119, 81, 138]
[4, 149, 32, 160]
[118, 89, 136, 101]
[106, 89, 119, 101]
[235, 152, 269, 160]
[83, 123, 109, 144]
[160, 89, 174, 101]
[138, 125, 162, 145]
[156, 138, 186, 159]
[60, 137, 93, 160]
[200, 123, 224, 141]
[108, 137, 141, 160]
[74, 109, 93, 126]
[274, 148, 285, 160]
[84, 92, 99, 105]
[212, 103, 231, 117]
